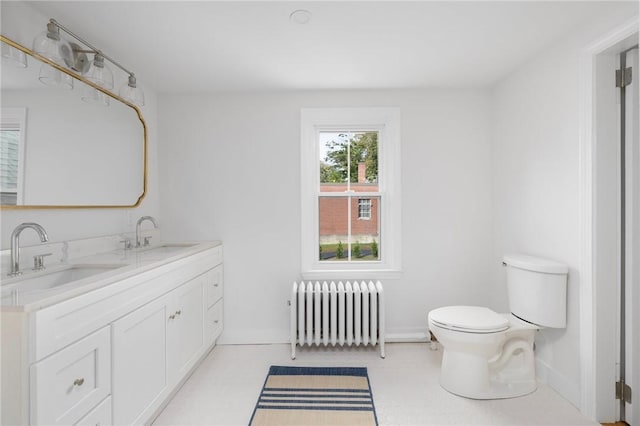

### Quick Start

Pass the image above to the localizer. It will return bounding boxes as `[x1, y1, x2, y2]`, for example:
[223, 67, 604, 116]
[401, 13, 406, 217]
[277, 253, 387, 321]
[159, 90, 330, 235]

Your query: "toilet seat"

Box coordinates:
[429, 306, 509, 333]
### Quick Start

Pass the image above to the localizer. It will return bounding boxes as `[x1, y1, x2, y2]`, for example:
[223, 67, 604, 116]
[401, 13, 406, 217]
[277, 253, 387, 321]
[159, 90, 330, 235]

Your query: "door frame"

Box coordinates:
[622, 46, 638, 425]
[579, 16, 639, 422]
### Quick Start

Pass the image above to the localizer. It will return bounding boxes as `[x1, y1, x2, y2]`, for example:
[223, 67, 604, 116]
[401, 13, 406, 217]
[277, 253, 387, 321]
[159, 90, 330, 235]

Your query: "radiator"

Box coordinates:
[290, 280, 385, 359]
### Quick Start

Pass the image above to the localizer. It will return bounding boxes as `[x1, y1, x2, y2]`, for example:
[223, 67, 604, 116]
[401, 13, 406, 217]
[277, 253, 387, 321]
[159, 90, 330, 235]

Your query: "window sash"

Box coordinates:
[318, 195, 380, 262]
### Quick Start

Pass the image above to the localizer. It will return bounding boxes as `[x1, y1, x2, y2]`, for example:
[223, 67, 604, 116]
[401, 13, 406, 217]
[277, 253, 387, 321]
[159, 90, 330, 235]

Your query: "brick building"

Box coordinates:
[318, 163, 379, 245]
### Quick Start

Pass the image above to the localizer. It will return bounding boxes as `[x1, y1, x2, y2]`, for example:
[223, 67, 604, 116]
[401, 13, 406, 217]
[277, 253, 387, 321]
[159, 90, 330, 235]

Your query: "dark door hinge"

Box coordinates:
[616, 380, 632, 404]
[616, 67, 633, 88]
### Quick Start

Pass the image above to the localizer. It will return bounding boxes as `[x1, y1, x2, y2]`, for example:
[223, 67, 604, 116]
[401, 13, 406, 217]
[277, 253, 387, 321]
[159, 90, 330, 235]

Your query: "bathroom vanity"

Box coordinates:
[1, 239, 224, 425]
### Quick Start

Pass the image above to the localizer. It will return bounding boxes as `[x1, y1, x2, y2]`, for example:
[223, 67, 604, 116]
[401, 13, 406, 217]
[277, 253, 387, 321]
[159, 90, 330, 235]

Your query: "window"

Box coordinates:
[358, 199, 372, 220]
[0, 108, 26, 206]
[301, 108, 401, 279]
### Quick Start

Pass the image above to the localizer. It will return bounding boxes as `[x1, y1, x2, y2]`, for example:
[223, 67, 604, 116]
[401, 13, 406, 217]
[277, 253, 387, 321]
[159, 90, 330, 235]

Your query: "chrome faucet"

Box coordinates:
[9, 222, 49, 277]
[135, 216, 158, 248]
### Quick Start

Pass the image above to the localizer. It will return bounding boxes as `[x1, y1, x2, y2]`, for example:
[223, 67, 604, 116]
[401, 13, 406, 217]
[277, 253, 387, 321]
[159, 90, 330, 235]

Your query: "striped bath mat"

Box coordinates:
[249, 366, 378, 426]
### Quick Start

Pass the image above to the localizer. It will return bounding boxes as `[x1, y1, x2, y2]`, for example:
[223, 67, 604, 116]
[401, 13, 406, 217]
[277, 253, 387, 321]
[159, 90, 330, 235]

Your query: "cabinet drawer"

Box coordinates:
[208, 245, 223, 267]
[205, 265, 223, 308]
[206, 300, 224, 343]
[75, 396, 111, 426]
[30, 327, 111, 426]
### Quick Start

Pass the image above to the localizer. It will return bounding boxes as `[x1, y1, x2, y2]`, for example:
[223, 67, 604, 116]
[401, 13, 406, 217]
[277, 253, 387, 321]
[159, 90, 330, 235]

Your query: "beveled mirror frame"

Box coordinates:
[0, 35, 147, 210]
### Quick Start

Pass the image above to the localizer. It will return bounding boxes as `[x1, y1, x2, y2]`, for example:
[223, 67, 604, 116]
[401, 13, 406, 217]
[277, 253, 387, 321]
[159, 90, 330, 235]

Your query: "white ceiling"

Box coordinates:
[25, 1, 626, 94]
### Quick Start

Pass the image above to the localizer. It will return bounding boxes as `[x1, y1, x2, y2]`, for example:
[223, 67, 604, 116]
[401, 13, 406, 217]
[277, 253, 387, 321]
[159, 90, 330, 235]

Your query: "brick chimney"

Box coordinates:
[358, 162, 367, 183]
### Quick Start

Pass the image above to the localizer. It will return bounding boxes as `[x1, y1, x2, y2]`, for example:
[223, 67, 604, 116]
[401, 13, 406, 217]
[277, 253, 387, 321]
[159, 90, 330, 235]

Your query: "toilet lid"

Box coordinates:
[429, 306, 510, 333]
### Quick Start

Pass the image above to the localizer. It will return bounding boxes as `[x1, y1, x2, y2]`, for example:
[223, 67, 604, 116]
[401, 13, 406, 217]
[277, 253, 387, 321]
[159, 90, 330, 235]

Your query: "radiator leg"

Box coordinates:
[291, 342, 296, 360]
[380, 341, 385, 359]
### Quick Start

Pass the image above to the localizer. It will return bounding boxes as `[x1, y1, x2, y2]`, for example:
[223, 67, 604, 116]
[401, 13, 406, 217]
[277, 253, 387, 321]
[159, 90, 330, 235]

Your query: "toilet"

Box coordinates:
[428, 254, 568, 400]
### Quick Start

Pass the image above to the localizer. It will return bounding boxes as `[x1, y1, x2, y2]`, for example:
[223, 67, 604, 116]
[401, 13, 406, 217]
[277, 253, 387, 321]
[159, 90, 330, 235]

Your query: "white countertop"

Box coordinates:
[0, 241, 222, 312]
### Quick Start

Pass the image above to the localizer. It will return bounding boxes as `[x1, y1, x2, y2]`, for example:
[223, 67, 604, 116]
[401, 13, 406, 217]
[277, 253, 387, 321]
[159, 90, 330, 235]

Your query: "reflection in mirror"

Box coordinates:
[0, 107, 26, 205]
[0, 37, 146, 208]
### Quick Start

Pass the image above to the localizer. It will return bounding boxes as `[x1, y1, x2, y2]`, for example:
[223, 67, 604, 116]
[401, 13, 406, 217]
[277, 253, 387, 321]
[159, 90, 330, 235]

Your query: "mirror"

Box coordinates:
[0, 36, 146, 209]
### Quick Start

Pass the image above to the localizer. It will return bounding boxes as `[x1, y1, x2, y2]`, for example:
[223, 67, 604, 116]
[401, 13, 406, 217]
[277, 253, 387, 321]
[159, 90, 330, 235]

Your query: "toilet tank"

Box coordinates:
[503, 254, 568, 328]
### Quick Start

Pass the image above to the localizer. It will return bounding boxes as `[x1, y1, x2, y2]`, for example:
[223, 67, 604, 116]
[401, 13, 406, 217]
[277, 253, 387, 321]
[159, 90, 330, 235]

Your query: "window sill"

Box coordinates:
[301, 269, 403, 281]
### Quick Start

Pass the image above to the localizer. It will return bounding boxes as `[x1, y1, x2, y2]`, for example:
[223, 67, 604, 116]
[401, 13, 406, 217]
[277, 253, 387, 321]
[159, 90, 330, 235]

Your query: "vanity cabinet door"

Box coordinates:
[30, 327, 110, 426]
[112, 296, 169, 426]
[167, 276, 204, 384]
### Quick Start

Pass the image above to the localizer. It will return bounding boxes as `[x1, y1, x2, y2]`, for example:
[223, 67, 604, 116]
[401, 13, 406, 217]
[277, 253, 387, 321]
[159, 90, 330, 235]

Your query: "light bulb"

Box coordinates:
[82, 54, 114, 106]
[33, 22, 73, 89]
[119, 74, 145, 107]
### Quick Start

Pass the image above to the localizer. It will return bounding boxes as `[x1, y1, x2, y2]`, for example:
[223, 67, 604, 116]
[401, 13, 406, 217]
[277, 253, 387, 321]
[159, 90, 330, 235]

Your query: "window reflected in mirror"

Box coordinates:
[0, 107, 26, 205]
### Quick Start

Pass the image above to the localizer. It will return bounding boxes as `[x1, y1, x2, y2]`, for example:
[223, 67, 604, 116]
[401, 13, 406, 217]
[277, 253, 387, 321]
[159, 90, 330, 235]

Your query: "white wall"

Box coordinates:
[490, 4, 638, 408]
[158, 89, 493, 344]
[0, 2, 160, 250]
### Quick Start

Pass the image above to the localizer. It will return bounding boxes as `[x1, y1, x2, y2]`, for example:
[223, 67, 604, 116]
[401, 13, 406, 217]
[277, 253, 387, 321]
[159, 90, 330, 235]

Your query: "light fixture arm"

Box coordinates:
[49, 18, 136, 79]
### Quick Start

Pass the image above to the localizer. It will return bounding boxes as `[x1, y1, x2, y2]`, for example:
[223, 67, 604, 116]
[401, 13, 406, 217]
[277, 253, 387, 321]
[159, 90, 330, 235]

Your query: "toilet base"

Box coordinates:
[439, 346, 536, 399]
[441, 375, 537, 400]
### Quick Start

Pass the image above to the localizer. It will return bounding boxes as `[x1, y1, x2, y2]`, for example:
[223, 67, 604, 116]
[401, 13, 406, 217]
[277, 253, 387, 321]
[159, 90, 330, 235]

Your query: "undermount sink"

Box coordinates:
[1, 264, 125, 293]
[135, 243, 197, 256]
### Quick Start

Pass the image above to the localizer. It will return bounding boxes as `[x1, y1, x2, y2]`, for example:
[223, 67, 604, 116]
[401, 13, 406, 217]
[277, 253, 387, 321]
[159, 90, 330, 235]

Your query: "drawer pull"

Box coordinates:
[169, 314, 176, 320]
[214, 320, 219, 324]
[73, 378, 85, 387]
[175, 310, 182, 316]
[214, 284, 219, 287]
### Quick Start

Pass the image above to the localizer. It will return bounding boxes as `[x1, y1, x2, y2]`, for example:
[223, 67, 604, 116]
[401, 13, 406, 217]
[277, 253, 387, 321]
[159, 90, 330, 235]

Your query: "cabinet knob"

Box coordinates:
[73, 378, 85, 386]
[213, 284, 219, 287]
[214, 320, 219, 324]
[175, 310, 182, 316]
[169, 314, 176, 320]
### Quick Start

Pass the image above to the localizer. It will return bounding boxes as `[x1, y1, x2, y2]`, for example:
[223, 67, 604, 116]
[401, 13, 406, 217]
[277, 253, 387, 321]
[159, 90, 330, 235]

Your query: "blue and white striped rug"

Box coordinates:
[249, 366, 378, 426]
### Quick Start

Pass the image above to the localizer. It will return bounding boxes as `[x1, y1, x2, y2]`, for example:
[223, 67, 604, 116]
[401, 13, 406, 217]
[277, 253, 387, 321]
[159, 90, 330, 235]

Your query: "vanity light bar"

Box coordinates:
[48, 18, 136, 81]
[34, 18, 145, 106]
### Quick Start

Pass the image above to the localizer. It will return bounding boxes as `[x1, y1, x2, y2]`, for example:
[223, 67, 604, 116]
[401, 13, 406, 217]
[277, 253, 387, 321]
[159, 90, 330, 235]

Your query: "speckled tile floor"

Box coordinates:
[152, 343, 597, 426]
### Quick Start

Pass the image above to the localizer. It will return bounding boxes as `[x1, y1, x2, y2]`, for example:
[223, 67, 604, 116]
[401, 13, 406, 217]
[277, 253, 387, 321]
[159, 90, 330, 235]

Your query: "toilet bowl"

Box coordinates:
[428, 254, 569, 400]
[429, 306, 538, 399]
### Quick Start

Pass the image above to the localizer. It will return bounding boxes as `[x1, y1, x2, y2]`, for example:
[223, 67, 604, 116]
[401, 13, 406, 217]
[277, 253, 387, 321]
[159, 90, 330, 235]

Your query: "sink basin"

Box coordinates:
[135, 243, 197, 256]
[1, 264, 125, 293]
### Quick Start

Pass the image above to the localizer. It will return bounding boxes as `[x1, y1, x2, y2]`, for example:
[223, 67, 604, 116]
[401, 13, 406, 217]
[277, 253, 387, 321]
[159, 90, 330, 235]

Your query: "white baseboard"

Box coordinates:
[218, 329, 289, 345]
[218, 328, 430, 345]
[535, 357, 581, 408]
[386, 330, 430, 342]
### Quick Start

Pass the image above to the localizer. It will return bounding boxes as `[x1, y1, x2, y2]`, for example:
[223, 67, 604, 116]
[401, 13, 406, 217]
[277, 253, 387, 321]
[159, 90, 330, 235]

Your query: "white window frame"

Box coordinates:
[1, 107, 27, 205]
[301, 107, 402, 280]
